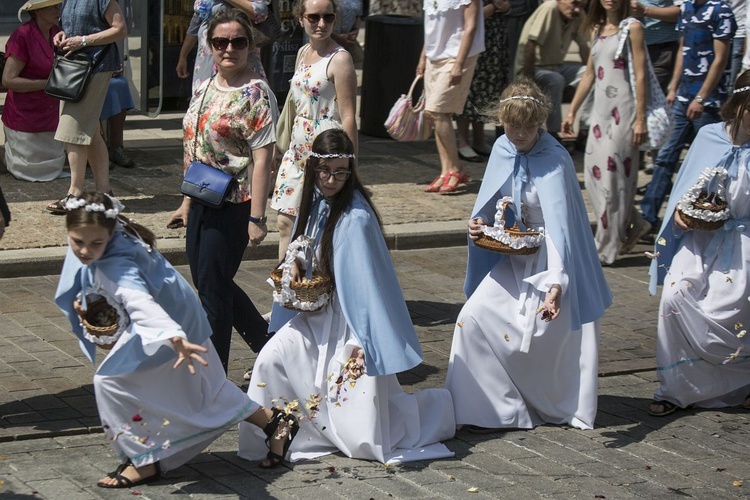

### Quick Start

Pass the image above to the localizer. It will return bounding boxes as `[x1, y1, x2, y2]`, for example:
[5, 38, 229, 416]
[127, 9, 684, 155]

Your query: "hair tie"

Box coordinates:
[499, 95, 545, 106]
[310, 152, 356, 159]
[733, 85, 750, 94]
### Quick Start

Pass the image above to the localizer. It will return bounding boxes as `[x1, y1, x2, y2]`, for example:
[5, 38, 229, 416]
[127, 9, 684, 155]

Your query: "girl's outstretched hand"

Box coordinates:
[172, 337, 208, 374]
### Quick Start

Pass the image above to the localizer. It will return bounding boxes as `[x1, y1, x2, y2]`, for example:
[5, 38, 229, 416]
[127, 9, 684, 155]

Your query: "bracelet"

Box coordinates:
[248, 215, 267, 224]
[81, 36, 87, 47]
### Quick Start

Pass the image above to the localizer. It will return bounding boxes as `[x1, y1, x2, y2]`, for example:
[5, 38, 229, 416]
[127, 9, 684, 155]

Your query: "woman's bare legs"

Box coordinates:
[61, 123, 111, 197]
[428, 111, 463, 192]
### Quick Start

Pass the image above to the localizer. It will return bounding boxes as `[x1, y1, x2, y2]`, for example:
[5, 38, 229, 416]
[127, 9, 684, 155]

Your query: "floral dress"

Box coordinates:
[271, 45, 344, 216]
[583, 30, 645, 264]
[456, 0, 509, 121]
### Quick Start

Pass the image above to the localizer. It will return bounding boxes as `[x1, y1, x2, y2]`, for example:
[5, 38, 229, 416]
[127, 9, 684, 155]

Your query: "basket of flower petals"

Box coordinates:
[82, 298, 121, 350]
[474, 197, 545, 255]
[271, 235, 333, 312]
[270, 268, 333, 312]
[675, 167, 730, 231]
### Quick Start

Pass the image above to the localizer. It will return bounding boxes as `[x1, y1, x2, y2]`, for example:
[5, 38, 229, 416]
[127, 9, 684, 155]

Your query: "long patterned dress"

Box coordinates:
[271, 46, 345, 216]
[584, 31, 644, 264]
[456, 0, 509, 121]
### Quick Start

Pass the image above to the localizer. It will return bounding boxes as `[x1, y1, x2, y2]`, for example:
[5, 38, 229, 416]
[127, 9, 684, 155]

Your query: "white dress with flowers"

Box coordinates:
[653, 163, 750, 408]
[270, 45, 344, 217]
[446, 185, 600, 430]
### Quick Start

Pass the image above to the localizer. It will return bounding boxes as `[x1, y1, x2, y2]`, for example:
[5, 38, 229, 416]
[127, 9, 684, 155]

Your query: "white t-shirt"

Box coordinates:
[423, 0, 485, 61]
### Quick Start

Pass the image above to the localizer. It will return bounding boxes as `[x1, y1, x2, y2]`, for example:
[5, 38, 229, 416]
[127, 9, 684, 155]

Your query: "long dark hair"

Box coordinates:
[721, 70, 750, 143]
[65, 192, 157, 249]
[291, 129, 381, 278]
[582, 0, 630, 36]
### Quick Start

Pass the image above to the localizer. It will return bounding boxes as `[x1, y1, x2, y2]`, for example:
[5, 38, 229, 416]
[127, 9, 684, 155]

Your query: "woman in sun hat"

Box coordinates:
[1, 0, 65, 182]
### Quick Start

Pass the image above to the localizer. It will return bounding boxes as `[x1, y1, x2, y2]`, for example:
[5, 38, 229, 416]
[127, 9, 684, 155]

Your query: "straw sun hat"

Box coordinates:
[18, 0, 63, 22]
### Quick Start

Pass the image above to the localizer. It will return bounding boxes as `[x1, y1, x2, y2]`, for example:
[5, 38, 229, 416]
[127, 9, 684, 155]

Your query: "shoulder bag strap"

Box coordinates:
[193, 76, 214, 162]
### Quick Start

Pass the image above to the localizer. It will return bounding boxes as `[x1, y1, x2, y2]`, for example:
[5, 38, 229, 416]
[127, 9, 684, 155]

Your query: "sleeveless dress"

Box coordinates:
[271, 45, 344, 217]
[583, 31, 645, 264]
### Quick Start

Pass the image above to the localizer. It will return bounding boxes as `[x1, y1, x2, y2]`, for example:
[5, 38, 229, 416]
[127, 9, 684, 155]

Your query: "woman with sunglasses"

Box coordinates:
[168, 8, 277, 375]
[239, 129, 455, 466]
[271, 0, 358, 262]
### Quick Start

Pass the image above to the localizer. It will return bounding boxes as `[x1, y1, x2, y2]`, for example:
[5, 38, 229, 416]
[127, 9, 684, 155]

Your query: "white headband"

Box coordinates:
[499, 95, 545, 106]
[733, 85, 750, 94]
[65, 195, 123, 219]
[310, 152, 356, 159]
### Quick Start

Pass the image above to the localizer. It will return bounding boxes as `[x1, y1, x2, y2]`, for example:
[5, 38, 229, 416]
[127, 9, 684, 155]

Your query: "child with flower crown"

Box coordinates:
[446, 80, 612, 432]
[55, 193, 299, 489]
[646, 71, 750, 417]
[238, 129, 456, 464]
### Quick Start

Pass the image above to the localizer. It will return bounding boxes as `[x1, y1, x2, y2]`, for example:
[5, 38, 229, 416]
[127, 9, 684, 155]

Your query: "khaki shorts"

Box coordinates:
[424, 55, 478, 114]
[55, 71, 113, 145]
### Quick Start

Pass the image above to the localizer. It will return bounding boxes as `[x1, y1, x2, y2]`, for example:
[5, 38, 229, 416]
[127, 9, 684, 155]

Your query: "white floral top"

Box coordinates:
[182, 78, 277, 204]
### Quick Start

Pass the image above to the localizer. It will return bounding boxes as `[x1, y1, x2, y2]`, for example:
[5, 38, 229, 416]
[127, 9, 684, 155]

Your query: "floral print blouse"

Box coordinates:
[182, 78, 277, 204]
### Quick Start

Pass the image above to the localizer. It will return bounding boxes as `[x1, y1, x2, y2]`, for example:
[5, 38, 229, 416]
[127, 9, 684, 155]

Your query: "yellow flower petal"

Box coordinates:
[733, 480, 743, 487]
[256, 382, 267, 387]
[468, 487, 479, 493]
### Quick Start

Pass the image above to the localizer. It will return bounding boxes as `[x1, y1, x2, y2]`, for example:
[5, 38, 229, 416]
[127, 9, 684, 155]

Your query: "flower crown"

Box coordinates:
[499, 95, 545, 106]
[310, 151, 356, 159]
[64, 195, 122, 219]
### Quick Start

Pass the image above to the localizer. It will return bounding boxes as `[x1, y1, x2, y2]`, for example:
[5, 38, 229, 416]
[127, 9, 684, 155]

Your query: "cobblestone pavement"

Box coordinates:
[1, 247, 749, 499]
[1, 113, 742, 499]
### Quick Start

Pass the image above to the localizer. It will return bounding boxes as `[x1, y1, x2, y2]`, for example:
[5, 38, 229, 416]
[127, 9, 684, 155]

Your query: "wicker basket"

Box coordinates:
[270, 268, 333, 312]
[82, 298, 120, 350]
[474, 225, 542, 255]
[677, 191, 728, 231]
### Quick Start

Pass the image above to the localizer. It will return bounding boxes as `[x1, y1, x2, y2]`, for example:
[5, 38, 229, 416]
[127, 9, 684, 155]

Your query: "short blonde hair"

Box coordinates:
[497, 79, 551, 128]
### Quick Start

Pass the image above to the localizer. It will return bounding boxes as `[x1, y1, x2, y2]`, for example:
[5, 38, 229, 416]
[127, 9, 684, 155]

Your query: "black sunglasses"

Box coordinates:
[303, 13, 336, 24]
[315, 168, 351, 181]
[210, 36, 250, 51]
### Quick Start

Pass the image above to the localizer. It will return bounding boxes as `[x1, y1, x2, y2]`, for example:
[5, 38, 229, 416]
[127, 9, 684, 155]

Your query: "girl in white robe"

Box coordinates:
[55, 193, 300, 489]
[647, 71, 750, 416]
[238, 129, 456, 464]
[446, 81, 612, 432]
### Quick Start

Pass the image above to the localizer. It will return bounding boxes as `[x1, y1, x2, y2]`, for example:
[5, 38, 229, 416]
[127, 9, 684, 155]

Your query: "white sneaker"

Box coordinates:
[243, 368, 252, 381]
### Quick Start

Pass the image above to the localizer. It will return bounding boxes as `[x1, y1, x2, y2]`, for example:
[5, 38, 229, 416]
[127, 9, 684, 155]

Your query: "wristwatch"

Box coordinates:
[695, 94, 705, 105]
[248, 215, 267, 224]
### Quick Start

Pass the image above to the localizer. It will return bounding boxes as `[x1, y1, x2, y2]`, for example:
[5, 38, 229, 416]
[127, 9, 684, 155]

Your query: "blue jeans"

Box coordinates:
[728, 37, 745, 94]
[640, 99, 721, 225]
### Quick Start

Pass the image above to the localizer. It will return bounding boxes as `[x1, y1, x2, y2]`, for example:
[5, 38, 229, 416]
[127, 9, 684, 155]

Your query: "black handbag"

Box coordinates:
[180, 77, 237, 209]
[45, 44, 111, 102]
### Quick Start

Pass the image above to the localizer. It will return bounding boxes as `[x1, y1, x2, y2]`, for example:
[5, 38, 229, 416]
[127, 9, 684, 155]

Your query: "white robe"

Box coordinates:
[654, 165, 750, 408]
[446, 184, 600, 430]
[237, 296, 456, 464]
[91, 282, 258, 472]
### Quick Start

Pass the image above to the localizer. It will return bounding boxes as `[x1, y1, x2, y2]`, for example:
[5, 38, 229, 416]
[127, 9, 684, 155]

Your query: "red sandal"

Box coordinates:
[424, 174, 448, 193]
[439, 171, 462, 194]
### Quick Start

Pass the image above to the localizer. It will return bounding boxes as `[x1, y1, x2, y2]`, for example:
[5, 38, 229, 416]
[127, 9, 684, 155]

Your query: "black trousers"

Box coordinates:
[186, 200, 270, 373]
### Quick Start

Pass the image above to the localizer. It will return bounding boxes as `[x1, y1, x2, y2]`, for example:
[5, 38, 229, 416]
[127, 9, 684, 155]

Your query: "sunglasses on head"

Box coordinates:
[303, 13, 336, 24]
[210, 36, 250, 51]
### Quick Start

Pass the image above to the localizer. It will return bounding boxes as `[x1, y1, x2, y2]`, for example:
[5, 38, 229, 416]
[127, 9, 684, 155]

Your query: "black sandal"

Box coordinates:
[648, 400, 678, 417]
[46, 193, 75, 215]
[97, 461, 161, 489]
[259, 407, 300, 469]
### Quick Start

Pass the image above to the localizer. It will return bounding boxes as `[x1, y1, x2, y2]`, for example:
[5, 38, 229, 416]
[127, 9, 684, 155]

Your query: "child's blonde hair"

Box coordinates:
[496, 79, 551, 129]
[65, 192, 157, 248]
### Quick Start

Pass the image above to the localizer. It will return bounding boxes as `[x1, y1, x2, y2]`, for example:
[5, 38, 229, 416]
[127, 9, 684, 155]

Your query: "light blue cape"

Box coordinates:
[269, 191, 424, 376]
[465, 130, 612, 330]
[55, 230, 213, 376]
[648, 122, 750, 294]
